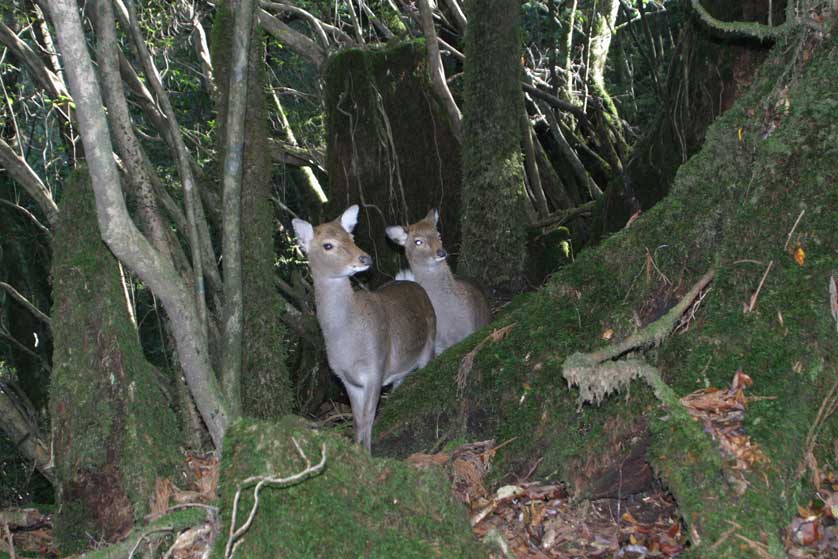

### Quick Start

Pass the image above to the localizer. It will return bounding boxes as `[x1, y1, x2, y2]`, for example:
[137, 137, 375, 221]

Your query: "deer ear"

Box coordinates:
[291, 218, 313, 253]
[385, 225, 408, 246]
[425, 208, 439, 226]
[340, 205, 359, 233]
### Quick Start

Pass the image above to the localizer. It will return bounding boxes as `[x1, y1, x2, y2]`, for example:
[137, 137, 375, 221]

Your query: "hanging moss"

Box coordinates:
[212, 0, 293, 418]
[458, 0, 530, 296]
[49, 170, 179, 553]
[376, 27, 838, 558]
[212, 417, 489, 558]
[323, 40, 463, 283]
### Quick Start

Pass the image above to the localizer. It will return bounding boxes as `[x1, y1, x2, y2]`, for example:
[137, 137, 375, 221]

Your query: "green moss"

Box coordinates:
[50, 171, 179, 553]
[377, 27, 838, 558]
[212, 417, 488, 558]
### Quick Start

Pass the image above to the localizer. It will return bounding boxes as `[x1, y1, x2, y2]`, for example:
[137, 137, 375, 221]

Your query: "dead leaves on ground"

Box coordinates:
[787, 471, 838, 558]
[409, 441, 686, 558]
[679, 370, 771, 493]
[0, 508, 57, 557]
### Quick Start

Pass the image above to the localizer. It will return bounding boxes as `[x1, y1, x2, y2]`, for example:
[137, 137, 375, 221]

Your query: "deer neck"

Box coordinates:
[313, 276, 362, 338]
[413, 260, 456, 293]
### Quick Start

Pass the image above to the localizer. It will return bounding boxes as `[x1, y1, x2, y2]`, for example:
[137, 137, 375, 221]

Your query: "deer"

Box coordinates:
[386, 209, 491, 355]
[292, 205, 436, 452]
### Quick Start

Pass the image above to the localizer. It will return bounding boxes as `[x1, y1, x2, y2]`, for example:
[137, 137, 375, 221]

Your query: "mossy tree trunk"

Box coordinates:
[212, 0, 293, 418]
[597, 0, 773, 234]
[324, 41, 463, 283]
[49, 171, 179, 553]
[458, 0, 530, 296]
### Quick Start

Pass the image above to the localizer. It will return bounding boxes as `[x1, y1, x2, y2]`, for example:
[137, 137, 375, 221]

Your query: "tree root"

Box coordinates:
[562, 268, 715, 407]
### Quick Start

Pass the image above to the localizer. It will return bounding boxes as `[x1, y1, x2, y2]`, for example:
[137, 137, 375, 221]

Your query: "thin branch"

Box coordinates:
[417, 0, 462, 140]
[0, 137, 59, 226]
[0, 282, 51, 328]
[260, 1, 353, 46]
[744, 260, 773, 314]
[0, 21, 67, 99]
[259, 9, 327, 67]
[442, 0, 467, 32]
[121, 0, 211, 341]
[0, 198, 51, 238]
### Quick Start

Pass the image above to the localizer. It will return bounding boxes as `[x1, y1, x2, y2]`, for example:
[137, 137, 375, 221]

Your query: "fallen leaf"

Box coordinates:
[793, 247, 806, 266]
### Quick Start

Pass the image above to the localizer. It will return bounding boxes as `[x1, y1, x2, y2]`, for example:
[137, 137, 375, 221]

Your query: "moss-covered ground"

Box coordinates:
[212, 417, 489, 558]
[375, 27, 838, 559]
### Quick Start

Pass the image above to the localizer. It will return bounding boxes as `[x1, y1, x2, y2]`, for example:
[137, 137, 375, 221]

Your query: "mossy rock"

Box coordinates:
[214, 417, 489, 558]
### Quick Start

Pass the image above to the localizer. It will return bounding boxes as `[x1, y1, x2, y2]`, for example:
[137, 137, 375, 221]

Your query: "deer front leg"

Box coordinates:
[344, 376, 382, 453]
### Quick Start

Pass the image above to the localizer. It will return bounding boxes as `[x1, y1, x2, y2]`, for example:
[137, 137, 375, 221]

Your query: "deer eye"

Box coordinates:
[323, 242, 334, 250]
[414, 239, 424, 246]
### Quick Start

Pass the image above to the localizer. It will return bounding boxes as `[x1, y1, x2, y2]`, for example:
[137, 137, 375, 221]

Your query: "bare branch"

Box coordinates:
[442, 0, 467, 32]
[258, 10, 326, 67]
[0, 137, 59, 226]
[0, 380, 54, 484]
[220, 0, 260, 417]
[95, 0, 175, 264]
[191, 14, 219, 102]
[0, 22, 67, 99]
[0, 199, 51, 238]
[119, 0, 213, 340]
[0, 282, 51, 328]
[417, 0, 462, 140]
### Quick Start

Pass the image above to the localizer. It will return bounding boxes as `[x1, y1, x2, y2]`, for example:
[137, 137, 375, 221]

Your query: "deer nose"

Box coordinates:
[436, 249, 447, 259]
[359, 254, 372, 266]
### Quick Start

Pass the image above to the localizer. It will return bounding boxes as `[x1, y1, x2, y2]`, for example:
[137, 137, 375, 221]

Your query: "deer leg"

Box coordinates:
[359, 379, 382, 453]
[344, 382, 367, 446]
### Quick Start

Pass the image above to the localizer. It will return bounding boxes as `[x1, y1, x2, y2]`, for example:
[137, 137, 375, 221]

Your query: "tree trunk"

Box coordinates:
[458, 0, 530, 296]
[596, 0, 773, 234]
[324, 41, 463, 283]
[49, 171, 179, 553]
[212, 0, 293, 418]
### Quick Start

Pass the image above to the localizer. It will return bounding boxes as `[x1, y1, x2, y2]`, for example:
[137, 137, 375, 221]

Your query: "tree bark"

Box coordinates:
[214, 0, 294, 418]
[49, 171, 179, 553]
[218, 0, 258, 419]
[458, 0, 531, 296]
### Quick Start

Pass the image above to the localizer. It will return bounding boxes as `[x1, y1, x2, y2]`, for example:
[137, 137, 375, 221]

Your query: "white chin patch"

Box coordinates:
[434, 256, 447, 263]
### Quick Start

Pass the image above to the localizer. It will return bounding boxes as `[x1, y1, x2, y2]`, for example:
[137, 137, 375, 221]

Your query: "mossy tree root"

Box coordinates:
[562, 268, 715, 406]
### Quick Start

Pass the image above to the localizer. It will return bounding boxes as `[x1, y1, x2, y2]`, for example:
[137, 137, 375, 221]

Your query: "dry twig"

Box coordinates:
[224, 438, 326, 558]
[744, 260, 773, 314]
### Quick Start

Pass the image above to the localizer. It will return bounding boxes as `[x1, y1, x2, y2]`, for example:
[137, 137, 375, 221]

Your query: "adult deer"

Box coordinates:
[292, 205, 436, 452]
[386, 209, 491, 355]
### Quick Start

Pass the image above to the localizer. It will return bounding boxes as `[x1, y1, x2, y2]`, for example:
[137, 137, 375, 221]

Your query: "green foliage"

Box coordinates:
[213, 417, 489, 558]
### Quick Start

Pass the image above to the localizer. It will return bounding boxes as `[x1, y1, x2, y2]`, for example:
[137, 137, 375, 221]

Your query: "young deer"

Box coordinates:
[386, 209, 491, 355]
[292, 205, 436, 452]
